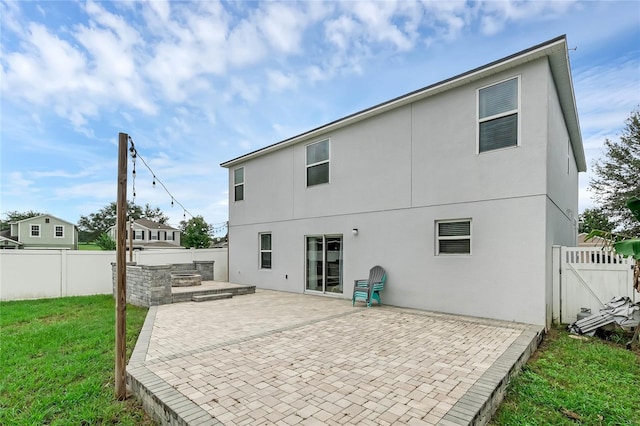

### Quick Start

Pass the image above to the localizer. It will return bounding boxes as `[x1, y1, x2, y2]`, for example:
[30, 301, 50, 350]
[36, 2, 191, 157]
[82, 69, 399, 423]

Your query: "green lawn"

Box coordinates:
[78, 242, 103, 250]
[491, 327, 640, 426]
[0, 295, 155, 425]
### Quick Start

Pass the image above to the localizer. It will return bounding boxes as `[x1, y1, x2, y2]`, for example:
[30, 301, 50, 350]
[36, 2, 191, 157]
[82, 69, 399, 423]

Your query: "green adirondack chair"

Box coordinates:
[352, 265, 386, 307]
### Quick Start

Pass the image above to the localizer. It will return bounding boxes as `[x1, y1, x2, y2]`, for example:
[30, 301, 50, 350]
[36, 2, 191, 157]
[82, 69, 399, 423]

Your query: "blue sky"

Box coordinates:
[1, 1, 639, 231]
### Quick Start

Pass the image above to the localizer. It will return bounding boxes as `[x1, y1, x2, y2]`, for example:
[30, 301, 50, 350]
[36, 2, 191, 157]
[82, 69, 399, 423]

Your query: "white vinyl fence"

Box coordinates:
[552, 246, 636, 324]
[0, 248, 228, 301]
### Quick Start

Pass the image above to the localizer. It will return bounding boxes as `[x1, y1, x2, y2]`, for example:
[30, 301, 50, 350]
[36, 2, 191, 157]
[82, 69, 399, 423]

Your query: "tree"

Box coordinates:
[0, 210, 44, 231]
[589, 108, 640, 235]
[93, 232, 116, 250]
[142, 203, 169, 224]
[579, 207, 615, 234]
[77, 201, 168, 242]
[180, 216, 212, 249]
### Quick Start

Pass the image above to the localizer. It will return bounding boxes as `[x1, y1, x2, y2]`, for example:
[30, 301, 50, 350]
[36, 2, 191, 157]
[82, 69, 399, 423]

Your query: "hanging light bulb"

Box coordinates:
[152, 177, 156, 188]
[171, 198, 174, 207]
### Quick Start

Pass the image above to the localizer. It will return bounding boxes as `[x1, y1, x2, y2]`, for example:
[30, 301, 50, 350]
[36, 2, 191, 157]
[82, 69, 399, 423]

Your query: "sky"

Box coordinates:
[1, 1, 639, 233]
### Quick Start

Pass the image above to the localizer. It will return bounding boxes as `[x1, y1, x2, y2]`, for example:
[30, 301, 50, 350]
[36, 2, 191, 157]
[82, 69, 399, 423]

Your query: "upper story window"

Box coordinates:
[134, 230, 144, 240]
[306, 139, 330, 187]
[260, 233, 272, 269]
[436, 219, 471, 255]
[54, 225, 64, 238]
[31, 224, 40, 237]
[234, 167, 244, 201]
[478, 77, 519, 153]
[165, 232, 174, 241]
[150, 231, 158, 240]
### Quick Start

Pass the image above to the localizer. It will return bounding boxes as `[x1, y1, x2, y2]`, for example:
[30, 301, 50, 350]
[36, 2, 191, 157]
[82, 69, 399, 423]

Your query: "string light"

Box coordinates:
[128, 135, 195, 220]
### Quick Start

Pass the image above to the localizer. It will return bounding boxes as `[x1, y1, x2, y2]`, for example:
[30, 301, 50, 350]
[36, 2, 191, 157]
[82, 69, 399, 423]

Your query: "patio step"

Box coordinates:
[192, 292, 233, 302]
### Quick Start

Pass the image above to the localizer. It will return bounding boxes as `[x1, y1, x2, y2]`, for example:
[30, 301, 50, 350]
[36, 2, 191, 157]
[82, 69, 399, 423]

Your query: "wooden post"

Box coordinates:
[115, 132, 128, 400]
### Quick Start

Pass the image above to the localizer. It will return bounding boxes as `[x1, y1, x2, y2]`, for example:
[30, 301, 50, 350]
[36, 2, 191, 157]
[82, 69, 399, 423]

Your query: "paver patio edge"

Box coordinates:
[128, 306, 222, 425]
[129, 305, 157, 367]
[437, 324, 545, 426]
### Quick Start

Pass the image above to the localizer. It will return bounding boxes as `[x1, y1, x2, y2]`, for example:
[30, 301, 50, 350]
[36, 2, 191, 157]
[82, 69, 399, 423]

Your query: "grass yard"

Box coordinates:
[0, 295, 154, 425]
[491, 327, 640, 426]
[78, 242, 103, 250]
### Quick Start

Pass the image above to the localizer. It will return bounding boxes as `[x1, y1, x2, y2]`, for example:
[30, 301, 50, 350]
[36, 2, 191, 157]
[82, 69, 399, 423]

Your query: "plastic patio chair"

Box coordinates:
[352, 265, 386, 307]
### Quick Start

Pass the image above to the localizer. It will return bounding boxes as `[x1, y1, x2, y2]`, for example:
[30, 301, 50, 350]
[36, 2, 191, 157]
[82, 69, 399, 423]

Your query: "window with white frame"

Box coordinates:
[31, 224, 41, 237]
[134, 230, 144, 240]
[436, 220, 471, 255]
[306, 139, 330, 186]
[478, 77, 519, 153]
[54, 225, 64, 238]
[151, 231, 158, 240]
[165, 232, 174, 241]
[234, 167, 244, 201]
[260, 233, 272, 269]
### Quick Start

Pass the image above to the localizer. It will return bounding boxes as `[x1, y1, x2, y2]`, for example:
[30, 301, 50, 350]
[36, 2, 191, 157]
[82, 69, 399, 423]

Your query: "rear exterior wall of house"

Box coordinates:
[227, 56, 579, 326]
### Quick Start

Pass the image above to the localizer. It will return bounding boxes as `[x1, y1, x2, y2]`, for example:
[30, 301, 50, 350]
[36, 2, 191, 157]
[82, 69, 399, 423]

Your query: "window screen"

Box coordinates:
[478, 78, 518, 153]
[306, 140, 329, 186]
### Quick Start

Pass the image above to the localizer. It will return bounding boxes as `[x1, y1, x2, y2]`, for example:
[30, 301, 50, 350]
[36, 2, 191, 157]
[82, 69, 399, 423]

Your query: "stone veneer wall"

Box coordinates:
[111, 260, 214, 307]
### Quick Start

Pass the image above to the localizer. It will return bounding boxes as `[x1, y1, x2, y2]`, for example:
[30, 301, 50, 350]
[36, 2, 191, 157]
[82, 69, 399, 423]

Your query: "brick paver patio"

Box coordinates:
[128, 290, 543, 425]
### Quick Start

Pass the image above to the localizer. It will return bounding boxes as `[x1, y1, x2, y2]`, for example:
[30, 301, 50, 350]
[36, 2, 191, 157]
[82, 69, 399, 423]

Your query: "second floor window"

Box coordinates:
[31, 225, 40, 237]
[54, 226, 64, 238]
[306, 139, 329, 186]
[134, 230, 144, 240]
[478, 77, 519, 153]
[234, 167, 244, 201]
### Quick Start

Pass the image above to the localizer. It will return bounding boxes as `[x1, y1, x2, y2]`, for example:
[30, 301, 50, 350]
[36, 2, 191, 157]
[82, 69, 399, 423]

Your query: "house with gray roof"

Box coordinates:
[221, 35, 585, 327]
[2, 214, 78, 250]
[108, 218, 181, 249]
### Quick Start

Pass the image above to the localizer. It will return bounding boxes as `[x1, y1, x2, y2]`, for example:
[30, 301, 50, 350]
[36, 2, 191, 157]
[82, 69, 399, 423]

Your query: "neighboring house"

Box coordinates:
[4, 215, 78, 249]
[108, 218, 182, 249]
[577, 233, 608, 247]
[221, 35, 585, 327]
[0, 234, 24, 249]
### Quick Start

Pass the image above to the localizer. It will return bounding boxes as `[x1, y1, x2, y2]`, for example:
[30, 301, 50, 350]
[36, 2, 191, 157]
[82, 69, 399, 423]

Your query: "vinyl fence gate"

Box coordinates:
[552, 246, 636, 324]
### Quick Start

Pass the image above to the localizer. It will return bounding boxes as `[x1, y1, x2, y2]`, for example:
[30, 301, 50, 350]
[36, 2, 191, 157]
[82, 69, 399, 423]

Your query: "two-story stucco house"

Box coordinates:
[3, 214, 78, 250]
[108, 218, 182, 249]
[221, 36, 585, 327]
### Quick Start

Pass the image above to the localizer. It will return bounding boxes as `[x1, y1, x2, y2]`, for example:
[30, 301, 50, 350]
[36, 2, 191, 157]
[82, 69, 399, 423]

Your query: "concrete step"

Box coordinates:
[192, 292, 233, 302]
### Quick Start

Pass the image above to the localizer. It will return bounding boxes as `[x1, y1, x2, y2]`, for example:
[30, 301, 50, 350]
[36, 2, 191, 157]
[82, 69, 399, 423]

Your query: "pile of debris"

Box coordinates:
[568, 297, 640, 348]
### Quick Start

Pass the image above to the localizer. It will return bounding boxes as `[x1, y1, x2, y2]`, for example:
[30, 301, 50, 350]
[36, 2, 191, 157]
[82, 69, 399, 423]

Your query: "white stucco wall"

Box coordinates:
[229, 195, 548, 324]
[226, 56, 581, 326]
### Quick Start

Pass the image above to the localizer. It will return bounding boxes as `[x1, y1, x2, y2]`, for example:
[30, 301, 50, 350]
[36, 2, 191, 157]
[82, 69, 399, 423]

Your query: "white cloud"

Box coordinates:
[259, 2, 308, 53]
[266, 70, 298, 92]
[227, 20, 267, 66]
[2, 172, 35, 196]
[146, 0, 170, 22]
[479, 0, 578, 35]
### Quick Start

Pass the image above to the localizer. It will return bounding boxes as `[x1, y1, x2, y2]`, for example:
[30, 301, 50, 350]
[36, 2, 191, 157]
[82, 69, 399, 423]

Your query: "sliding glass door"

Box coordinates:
[305, 235, 343, 294]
